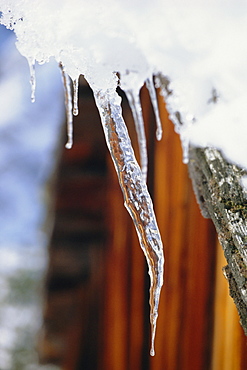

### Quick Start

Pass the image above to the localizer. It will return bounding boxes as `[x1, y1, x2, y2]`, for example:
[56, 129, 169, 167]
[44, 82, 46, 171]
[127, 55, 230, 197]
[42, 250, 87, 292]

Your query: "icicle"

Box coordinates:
[93, 88, 164, 356]
[125, 89, 148, 182]
[155, 74, 192, 164]
[155, 74, 173, 100]
[28, 58, 36, 103]
[73, 77, 79, 116]
[180, 132, 190, 164]
[146, 77, 163, 141]
[59, 62, 73, 149]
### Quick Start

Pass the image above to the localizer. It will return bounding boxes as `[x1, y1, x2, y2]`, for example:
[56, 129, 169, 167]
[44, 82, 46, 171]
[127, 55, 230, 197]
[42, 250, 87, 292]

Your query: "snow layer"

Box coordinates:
[1, 1, 247, 168]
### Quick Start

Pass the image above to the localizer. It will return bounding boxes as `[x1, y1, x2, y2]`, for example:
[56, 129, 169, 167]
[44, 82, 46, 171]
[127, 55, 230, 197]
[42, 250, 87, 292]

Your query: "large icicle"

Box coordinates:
[125, 89, 148, 182]
[59, 62, 73, 149]
[93, 88, 164, 356]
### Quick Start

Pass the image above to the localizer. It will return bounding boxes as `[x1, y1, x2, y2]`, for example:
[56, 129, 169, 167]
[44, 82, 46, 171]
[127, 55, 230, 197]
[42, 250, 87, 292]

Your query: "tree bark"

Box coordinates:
[188, 146, 247, 334]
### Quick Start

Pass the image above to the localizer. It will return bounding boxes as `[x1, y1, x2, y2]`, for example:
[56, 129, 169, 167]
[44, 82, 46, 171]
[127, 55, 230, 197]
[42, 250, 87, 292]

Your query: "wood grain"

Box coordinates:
[38, 83, 247, 369]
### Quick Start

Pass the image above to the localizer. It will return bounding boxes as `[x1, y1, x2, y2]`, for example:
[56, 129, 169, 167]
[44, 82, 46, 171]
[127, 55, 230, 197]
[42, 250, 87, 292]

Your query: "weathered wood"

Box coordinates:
[188, 146, 247, 334]
[211, 240, 243, 370]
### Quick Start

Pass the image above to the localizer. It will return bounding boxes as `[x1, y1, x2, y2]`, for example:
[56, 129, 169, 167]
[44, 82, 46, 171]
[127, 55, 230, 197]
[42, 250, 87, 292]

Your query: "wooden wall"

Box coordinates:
[38, 82, 247, 369]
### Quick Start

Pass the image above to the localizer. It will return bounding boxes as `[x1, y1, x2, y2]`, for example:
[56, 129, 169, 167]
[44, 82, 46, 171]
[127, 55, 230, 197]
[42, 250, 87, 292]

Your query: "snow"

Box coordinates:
[188, 97, 247, 169]
[1, 1, 247, 169]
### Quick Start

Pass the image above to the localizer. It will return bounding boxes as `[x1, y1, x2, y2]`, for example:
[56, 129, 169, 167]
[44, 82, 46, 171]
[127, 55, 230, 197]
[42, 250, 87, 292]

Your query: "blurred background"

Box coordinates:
[0, 26, 246, 370]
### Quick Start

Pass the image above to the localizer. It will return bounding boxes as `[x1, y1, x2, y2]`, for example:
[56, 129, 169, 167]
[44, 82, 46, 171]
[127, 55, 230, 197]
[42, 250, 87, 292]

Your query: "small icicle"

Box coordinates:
[180, 133, 190, 164]
[59, 62, 73, 149]
[125, 89, 148, 182]
[93, 88, 164, 356]
[155, 74, 194, 165]
[146, 77, 163, 141]
[73, 77, 79, 116]
[28, 58, 36, 103]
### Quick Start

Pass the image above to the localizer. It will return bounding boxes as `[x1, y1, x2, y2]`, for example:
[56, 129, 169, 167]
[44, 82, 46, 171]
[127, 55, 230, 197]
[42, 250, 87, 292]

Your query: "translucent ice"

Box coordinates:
[59, 62, 73, 149]
[145, 77, 162, 141]
[73, 77, 79, 116]
[125, 89, 148, 182]
[28, 58, 36, 103]
[93, 87, 164, 356]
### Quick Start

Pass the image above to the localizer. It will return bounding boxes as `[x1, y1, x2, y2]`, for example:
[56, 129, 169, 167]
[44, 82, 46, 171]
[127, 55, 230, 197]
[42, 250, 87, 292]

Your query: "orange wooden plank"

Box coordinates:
[151, 95, 216, 370]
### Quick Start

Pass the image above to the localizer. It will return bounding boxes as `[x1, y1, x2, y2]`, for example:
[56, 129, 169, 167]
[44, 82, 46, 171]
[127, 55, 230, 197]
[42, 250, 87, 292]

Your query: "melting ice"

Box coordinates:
[93, 88, 164, 356]
[1, 0, 247, 355]
[28, 58, 36, 103]
[124, 89, 148, 181]
[59, 62, 73, 149]
[72, 77, 79, 116]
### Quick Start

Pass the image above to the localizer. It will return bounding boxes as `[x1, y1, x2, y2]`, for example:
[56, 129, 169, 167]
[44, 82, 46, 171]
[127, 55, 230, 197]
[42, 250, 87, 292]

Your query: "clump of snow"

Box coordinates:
[1, 0, 247, 168]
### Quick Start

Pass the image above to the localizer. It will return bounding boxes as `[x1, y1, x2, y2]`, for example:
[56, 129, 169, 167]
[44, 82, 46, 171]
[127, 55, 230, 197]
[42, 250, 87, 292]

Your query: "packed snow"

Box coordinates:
[1, 1, 247, 168]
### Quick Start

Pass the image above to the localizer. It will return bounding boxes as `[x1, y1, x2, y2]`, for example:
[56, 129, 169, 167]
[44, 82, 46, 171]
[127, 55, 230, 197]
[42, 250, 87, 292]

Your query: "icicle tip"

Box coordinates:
[156, 127, 163, 141]
[65, 141, 72, 149]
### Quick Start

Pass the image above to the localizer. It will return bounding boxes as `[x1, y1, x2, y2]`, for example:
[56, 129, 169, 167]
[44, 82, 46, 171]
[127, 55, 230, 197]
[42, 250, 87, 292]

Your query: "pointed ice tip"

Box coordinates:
[65, 141, 72, 149]
[31, 89, 35, 103]
[182, 150, 189, 164]
[156, 128, 162, 141]
[73, 107, 79, 116]
[150, 348, 155, 356]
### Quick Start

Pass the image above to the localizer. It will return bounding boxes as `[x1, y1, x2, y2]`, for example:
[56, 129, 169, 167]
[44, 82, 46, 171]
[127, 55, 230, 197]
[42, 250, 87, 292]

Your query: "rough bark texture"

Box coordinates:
[188, 146, 247, 334]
